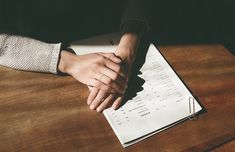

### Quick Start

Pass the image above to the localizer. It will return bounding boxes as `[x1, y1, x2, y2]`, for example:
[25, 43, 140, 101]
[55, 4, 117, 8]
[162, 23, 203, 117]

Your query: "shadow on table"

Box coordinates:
[118, 34, 207, 118]
[120, 36, 150, 106]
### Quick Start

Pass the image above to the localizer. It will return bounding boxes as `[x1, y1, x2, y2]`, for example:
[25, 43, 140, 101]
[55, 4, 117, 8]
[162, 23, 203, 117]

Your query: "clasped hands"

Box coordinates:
[58, 33, 139, 112]
[86, 52, 129, 112]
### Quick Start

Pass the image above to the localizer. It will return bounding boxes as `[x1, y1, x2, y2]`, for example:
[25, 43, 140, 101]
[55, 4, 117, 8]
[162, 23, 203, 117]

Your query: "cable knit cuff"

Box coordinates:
[0, 34, 62, 74]
[49, 43, 61, 74]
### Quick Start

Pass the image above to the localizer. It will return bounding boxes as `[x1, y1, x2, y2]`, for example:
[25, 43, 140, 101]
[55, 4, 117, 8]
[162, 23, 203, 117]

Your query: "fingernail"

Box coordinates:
[87, 100, 91, 105]
[112, 105, 117, 110]
[112, 104, 118, 110]
[96, 108, 101, 113]
[90, 105, 95, 110]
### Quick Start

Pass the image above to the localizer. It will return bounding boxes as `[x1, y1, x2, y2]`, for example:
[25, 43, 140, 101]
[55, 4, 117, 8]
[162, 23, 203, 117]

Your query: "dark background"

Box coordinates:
[149, 0, 235, 55]
[1, 0, 235, 54]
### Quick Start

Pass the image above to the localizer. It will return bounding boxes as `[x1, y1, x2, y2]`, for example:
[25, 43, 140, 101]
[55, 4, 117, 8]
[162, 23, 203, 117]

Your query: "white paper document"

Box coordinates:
[71, 35, 202, 148]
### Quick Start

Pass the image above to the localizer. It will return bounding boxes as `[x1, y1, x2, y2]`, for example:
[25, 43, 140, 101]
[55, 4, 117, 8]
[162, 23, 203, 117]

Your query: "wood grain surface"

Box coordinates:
[0, 44, 234, 152]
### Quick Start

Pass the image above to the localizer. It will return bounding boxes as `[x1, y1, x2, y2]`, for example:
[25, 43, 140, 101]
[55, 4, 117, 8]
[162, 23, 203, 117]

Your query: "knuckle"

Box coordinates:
[116, 65, 121, 73]
[93, 53, 100, 59]
[95, 55, 105, 63]
[111, 53, 116, 57]
[113, 73, 119, 81]
[92, 64, 99, 70]
[106, 86, 113, 93]
[87, 78, 93, 86]
[94, 53, 101, 57]
[106, 78, 113, 85]
[99, 55, 106, 61]
[93, 65, 102, 73]
[94, 81, 101, 88]
[98, 83, 109, 92]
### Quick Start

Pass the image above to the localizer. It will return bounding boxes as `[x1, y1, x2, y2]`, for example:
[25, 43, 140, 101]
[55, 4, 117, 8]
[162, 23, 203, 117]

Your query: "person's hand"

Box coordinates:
[87, 32, 141, 112]
[87, 87, 124, 112]
[86, 54, 130, 112]
[58, 51, 128, 94]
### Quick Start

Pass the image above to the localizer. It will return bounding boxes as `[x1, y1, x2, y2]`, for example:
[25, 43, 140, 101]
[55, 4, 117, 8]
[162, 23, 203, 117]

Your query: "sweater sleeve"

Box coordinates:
[120, 0, 149, 34]
[0, 34, 61, 74]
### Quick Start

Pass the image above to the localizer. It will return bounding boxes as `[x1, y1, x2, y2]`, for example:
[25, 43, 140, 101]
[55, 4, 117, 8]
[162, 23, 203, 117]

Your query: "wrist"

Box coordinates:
[115, 46, 134, 65]
[118, 32, 139, 50]
[58, 50, 76, 74]
[116, 32, 140, 64]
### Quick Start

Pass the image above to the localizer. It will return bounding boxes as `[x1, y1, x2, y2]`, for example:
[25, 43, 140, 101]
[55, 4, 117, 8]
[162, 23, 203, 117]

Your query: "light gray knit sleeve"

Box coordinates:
[0, 34, 61, 74]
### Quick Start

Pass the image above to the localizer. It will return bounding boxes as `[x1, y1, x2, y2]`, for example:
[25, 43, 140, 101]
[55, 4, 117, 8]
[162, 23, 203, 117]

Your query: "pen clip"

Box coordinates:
[188, 96, 197, 121]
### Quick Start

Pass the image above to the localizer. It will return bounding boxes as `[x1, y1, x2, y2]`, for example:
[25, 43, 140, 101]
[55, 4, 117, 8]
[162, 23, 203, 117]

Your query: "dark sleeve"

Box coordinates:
[120, 0, 150, 34]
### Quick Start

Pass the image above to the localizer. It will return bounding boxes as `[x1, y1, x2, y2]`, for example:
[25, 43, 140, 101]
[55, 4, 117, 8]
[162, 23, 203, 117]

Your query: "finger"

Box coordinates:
[92, 72, 124, 94]
[96, 54, 126, 78]
[104, 59, 126, 78]
[96, 94, 115, 112]
[103, 54, 127, 80]
[101, 74, 127, 93]
[90, 90, 108, 110]
[88, 86, 92, 91]
[94, 72, 126, 94]
[87, 87, 99, 105]
[112, 96, 123, 110]
[97, 53, 123, 73]
[98, 52, 122, 64]
[98, 66, 127, 88]
[88, 78, 116, 94]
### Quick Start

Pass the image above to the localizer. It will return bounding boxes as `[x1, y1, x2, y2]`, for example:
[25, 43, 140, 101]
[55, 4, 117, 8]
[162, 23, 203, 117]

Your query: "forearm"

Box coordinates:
[116, 32, 140, 64]
[117, 18, 148, 63]
[118, 0, 148, 65]
[0, 34, 61, 74]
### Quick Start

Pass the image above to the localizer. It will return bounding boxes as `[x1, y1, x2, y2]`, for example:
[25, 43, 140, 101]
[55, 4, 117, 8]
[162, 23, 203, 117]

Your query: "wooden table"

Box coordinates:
[0, 44, 234, 152]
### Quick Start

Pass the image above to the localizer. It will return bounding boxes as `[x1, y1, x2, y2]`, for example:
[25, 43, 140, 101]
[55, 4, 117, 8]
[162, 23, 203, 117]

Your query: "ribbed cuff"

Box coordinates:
[49, 43, 62, 74]
[0, 34, 8, 50]
[120, 20, 149, 36]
